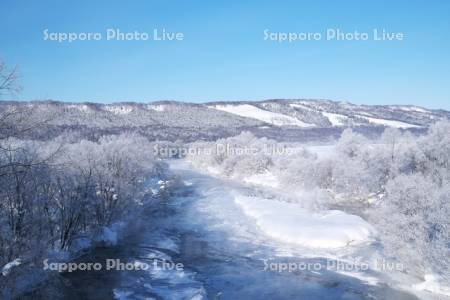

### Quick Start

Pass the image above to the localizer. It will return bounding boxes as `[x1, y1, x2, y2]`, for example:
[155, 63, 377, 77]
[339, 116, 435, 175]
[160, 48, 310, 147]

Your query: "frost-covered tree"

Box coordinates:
[0, 134, 163, 267]
[186, 122, 450, 283]
[336, 128, 368, 158]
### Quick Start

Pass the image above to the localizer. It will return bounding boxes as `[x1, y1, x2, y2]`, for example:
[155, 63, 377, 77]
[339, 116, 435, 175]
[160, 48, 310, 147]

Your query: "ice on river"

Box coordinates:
[234, 195, 376, 249]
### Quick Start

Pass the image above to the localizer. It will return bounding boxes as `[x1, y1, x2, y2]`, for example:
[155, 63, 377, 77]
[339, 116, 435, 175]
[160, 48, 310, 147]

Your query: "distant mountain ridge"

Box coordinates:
[207, 99, 447, 128]
[0, 99, 448, 141]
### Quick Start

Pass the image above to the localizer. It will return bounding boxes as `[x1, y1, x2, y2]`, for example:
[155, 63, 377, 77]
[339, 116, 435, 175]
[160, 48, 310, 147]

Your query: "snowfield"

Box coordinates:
[413, 274, 450, 297]
[210, 104, 314, 127]
[321, 111, 349, 126]
[234, 195, 376, 249]
[356, 115, 420, 128]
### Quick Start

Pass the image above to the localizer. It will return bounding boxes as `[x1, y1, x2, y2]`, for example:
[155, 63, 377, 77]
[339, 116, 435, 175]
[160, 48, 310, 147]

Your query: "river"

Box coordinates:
[31, 160, 418, 300]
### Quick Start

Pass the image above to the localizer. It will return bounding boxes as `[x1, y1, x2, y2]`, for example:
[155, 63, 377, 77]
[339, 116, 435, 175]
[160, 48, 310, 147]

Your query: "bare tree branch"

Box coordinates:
[0, 60, 22, 96]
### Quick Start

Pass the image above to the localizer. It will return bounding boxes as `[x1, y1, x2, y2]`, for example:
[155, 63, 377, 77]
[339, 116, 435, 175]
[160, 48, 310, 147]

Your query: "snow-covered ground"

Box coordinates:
[243, 171, 280, 188]
[356, 115, 420, 128]
[210, 104, 314, 127]
[413, 274, 450, 297]
[234, 195, 376, 248]
[321, 111, 349, 126]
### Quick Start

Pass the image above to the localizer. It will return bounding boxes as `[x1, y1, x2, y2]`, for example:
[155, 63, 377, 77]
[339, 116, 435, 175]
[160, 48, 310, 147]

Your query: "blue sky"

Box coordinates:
[0, 0, 449, 109]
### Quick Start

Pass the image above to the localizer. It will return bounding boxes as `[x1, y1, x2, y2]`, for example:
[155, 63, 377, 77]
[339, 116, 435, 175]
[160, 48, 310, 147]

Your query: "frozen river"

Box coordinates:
[56, 160, 418, 300]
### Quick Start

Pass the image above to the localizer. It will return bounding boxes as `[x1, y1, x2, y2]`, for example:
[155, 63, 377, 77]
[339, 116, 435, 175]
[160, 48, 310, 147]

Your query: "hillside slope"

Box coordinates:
[0, 99, 448, 141]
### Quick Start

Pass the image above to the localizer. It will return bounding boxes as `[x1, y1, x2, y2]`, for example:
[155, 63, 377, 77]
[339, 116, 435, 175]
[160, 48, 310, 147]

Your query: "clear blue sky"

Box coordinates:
[1, 0, 449, 109]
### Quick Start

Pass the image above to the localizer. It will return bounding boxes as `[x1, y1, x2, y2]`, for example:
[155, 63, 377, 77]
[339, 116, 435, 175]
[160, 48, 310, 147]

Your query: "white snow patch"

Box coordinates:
[397, 106, 429, 113]
[147, 250, 172, 261]
[234, 196, 376, 249]
[413, 274, 450, 297]
[67, 104, 91, 112]
[103, 105, 134, 115]
[206, 166, 221, 175]
[211, 104, 314, 127]
[1, 258, 22, 276]
[357, 115, 420, 129]
[321, 112, 348, 126]
[337, 270, 379, 286]
[243, 172, 279, 188]
[290, 103, 349, 126]
[183, 180, 193, 186]
[148, 263, 206, 299]
[147, 104, 166, 112]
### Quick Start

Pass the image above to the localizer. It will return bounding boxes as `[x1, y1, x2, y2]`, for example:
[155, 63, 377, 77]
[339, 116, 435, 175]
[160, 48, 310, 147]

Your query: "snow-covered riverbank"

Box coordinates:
[234, 195, 376, 249]
[176, 159, 448, 300]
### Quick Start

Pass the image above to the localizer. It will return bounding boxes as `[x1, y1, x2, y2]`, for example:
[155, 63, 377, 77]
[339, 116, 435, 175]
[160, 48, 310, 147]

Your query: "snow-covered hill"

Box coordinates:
[0, 99, 448, 141]
[207, 99, 444, 129]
